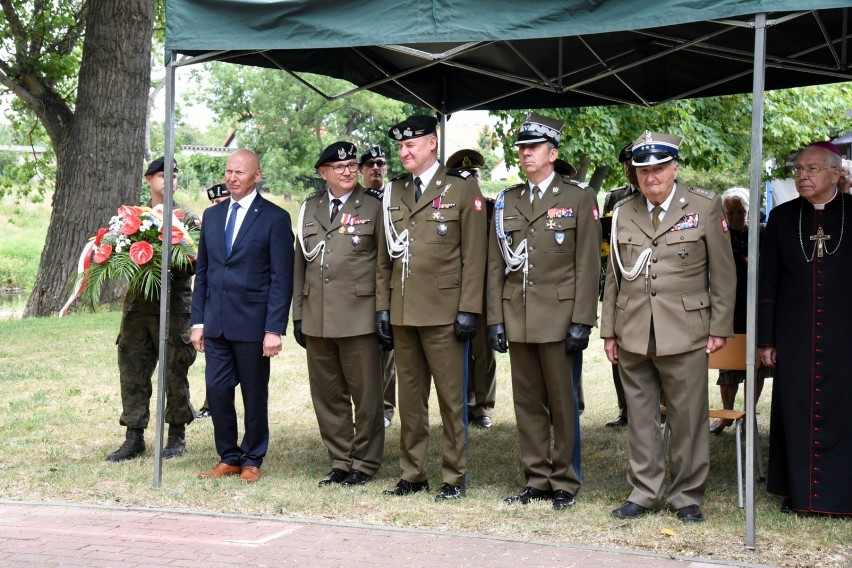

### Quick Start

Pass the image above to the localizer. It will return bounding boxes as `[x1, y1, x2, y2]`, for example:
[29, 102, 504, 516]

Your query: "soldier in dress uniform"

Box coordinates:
[601, 131, 735, 523]
[376, 115, 488, 501]
[293, 142, 385, 488]
[358, 145, 397, 429]
[446, 149, 496, 430]
[487, 113, 602, 510]
[600, 143, 638, 428]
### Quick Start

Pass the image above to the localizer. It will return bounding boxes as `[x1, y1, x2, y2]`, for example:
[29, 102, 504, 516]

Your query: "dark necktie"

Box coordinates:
[414, 177, 423, 202]
[330, 198, 342, 223]
[651, 205, 662, 230]
[531, 185, 541, 212]
[224, 201, 240, 256]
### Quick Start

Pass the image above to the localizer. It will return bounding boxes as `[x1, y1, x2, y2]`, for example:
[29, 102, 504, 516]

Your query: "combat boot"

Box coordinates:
[162, 424, 186, 459]
[106, 428, 145, 462]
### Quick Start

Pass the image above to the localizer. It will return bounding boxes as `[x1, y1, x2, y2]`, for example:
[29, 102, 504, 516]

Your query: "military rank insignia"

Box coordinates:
[671, 213, 699, 231]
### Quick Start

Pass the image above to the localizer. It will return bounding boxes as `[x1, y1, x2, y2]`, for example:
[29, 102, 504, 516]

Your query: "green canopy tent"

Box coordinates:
[160, 0, 852, 549]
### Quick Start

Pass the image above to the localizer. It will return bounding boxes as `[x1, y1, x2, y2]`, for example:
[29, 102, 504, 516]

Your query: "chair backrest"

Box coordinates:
[708, 334, 759, 370]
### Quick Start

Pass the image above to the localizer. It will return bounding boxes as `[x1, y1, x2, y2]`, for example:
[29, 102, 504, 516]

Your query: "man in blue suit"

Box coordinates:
[191, 148, 295, 483]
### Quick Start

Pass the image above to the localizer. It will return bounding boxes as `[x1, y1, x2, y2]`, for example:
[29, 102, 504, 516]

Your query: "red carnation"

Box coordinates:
[93, 244, 113, 264]
[175, 212, 185, 219]
[128, 241, 154, 265]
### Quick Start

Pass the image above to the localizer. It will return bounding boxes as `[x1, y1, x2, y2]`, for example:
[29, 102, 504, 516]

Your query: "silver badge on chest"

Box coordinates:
[437, 223, 448, 236]
[352, 236, 361, 246]
[554, 231, 565, 245]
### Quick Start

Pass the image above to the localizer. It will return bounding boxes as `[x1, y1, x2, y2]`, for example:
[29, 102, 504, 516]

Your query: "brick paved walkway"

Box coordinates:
[0, 501, 766, 567]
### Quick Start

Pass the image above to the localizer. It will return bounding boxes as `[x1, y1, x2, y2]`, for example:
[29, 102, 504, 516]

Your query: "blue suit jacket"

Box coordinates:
[191, 193, 295, 341]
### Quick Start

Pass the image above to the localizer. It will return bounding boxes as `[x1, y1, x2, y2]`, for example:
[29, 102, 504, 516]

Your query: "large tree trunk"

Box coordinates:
[25, 0, 153, 316]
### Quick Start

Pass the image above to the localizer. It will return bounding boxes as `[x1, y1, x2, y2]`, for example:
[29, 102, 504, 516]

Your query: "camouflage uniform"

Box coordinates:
[116, 201, 197, 429]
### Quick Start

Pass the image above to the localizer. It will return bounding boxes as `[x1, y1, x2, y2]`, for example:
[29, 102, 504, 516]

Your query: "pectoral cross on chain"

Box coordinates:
[811, 226, 831, 258]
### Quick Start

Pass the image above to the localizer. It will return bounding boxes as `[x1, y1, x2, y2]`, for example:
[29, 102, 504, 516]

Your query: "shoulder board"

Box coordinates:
[688, 186, 716, 200]
[390, 172, 409, 182]
[504, 182, 526, 193]
[304, 189, 324, 201]
[613, 191, 640, 210]
[364, 187, 383, 200]
[446, 168, 473, 179]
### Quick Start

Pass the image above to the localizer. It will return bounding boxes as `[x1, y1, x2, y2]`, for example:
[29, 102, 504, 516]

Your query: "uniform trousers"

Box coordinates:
[116, 311, 196, 429]
[618, 341, 709, 509]
[306, 333, 384, 475]
[381, 349, 397, 421]
[509, 341, 581, 494]
[393, 324, 467, 486]
[467, 313, 496, 419]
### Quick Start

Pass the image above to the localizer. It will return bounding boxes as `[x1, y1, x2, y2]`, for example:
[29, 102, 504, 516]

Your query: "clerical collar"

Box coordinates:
[811, 188, 838, 211]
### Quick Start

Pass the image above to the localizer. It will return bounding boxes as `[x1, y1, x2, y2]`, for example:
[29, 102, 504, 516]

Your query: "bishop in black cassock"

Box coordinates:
[758, 142, 852, 515]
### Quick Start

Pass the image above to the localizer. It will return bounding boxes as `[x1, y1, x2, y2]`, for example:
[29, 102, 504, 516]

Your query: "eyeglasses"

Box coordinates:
[326, 163, 359, 174]
[363, 160, 387, 169]
[791, 165, 837, 177]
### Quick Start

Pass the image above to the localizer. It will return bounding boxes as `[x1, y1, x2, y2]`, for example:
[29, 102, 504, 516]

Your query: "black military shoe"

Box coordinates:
[606, 415, 628, 427]
[779, 498, 793, 514]
[676, 504, 704, 523]
[472, 416, 493, 429]
[318, 468, 348, 487]
[162, 424, 186, 459]
[106, 428, 145, 462]
[195, 407, 211, 419]
[552, 490, 576, 510]
[611, 501, 650, 519]
[434, 483, 465, 501]
[382, 479, 430, 496]
[503, 486, 552, 505]
[340, 469, 372, 487]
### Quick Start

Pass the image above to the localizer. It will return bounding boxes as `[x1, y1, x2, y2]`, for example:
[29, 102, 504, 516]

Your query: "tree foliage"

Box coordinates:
[492, 83, 852, 191]
[192, 63, 416, 195]
[1, 0, 155, 316]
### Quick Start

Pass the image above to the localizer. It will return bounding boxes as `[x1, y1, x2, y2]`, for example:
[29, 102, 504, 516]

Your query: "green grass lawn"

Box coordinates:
[0, 310, 850, 567]
[1, 191, 850, 567]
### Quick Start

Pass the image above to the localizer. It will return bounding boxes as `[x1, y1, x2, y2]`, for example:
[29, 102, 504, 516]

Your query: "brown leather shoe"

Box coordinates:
[240, 465, 261, 483]
[197, 462, 241, 479]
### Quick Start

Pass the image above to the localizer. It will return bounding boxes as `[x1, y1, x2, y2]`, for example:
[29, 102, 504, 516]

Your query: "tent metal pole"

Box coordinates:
[153, 51, 178, 489]
[745, 12, 767, 551]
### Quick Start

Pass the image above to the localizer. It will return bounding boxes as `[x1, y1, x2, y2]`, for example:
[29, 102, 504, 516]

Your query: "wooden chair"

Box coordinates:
[661, 334, 763, 508]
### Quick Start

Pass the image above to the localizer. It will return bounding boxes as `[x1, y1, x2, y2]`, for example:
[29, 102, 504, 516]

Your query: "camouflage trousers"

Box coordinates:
[116, 311, 196, 429]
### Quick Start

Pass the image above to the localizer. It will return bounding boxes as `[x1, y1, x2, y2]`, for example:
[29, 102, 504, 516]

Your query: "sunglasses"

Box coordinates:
[363, 160, 387, 168]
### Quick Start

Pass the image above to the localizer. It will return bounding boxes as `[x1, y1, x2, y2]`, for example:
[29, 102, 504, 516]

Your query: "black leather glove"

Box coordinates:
[487, 324, 508, 353]
[376, 310, 393, 350]
[454, 311, 478, 342]
[565, 323, 592, 354]
[293, 320, 306, 349]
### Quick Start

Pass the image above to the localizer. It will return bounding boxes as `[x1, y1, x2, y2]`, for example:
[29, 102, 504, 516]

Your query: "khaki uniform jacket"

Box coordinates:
[600, 184, 735, 356]
[487, 176, 602, 343]
[377, 163, 487, 326]
[293, 185, 383, 338]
